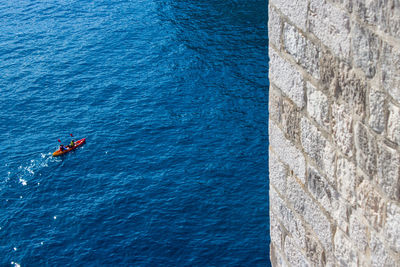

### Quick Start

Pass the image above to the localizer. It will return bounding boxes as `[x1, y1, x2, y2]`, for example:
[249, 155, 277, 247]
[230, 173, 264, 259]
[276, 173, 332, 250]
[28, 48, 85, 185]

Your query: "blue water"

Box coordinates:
[0, 0, 269, 265]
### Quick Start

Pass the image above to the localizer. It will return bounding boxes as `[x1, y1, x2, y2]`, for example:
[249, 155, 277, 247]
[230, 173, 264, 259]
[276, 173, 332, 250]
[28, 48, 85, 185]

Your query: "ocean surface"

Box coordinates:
[0, 0, 269, 265]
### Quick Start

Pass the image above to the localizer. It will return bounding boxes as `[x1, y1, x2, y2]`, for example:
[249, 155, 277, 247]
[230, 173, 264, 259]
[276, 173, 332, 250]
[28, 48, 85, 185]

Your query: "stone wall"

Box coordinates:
[268, 0, 400, 266]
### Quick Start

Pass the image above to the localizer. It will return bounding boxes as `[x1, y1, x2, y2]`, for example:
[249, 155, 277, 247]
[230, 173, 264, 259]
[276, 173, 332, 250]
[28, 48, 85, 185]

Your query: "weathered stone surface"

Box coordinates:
[355, 122, 377, 176]
[334, 230, 358, 267]
[337, 157, 357, 204]
[268, 5, 282, 49]
[269, 151, 287, 195]
[349, 213, 368, 252]
[332, 103, 353, 157]
[270, 0, 308, 31]
[330, 0, 352, 12]
[358, 256, 372, 267]
[309, 0, 351, 59]
[384, 202, 400, 253]
[269, 87, 302, 146]
[369, 89, 386, 133]
[269, 85, 282, 124]
[283, 23, 320, 79]
[270, 213, 284, 252]
[270, 121, 306, 183]
[352, 0, 400, 40]
[333, 199, 352, 234]
[357, 180, 386, 230]
[352, 0, 383, 26]
[284, 237, 310, 267]
[304, 232, 327, 266]
[387, 103, 400, 146]
[307, 166, 339, 214]
[382, 43, 400, 103]
[281, 98, 301, 143]
[301, 117, 336, 180]
[332, 65, 367, 116]
[270, 243, 289, 267]
[377, 143, 400, 201]
[270, 187, 306, 250]
[320, 51, 338, 88]
[352, 22, 381, 78]
[370, 231, 397, 267]
[307, 82, 329, 129]
[286, 177, 332, 251]
[269, 85, 302, 143]
[269, 48, 305, 108]
[320, 52, 367, 115]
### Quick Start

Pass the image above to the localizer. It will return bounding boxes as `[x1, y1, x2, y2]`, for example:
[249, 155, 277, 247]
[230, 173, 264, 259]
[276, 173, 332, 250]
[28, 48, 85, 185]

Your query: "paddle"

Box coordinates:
[57, 134, 73, 148]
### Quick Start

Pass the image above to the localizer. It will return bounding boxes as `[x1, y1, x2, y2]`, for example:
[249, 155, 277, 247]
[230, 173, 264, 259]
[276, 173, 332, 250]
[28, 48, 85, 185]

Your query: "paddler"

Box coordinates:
[59, 144, 66, 151]
[68, 139, 75, 148]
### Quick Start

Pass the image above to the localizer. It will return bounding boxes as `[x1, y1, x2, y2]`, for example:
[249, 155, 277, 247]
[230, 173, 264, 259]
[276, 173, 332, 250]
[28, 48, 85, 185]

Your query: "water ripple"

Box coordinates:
[0, 0, 268, 265]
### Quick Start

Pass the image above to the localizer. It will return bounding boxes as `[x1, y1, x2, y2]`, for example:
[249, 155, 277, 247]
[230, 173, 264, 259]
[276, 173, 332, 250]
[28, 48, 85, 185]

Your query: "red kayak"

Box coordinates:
[53, 138, 86, 157]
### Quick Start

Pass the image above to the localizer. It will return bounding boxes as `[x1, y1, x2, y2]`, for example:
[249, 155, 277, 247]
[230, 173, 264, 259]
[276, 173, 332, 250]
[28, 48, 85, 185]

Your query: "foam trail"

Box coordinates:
[4, 152, 59, 187]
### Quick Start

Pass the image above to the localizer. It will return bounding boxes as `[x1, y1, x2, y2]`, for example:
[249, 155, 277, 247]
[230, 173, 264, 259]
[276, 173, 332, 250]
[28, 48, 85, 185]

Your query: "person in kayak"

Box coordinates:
[59, 144, 66, 151]
[67, 140, 75, 148]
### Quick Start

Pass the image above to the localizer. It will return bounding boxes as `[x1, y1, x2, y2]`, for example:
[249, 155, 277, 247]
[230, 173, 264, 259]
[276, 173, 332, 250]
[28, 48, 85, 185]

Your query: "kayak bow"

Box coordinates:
[52, 138, 86, 157]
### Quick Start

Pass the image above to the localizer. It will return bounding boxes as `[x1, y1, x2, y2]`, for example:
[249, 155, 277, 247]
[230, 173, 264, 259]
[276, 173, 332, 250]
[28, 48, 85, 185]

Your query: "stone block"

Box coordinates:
[270, 243, 289, 267]
[270, 187, 306, 250]
[269, 150, 287, 195]
[269, 85, 282, 124]
[357, 180, 386, 230]
[283, 23, 320, 80]
[286, 177, 332, 252]
[269, 48, 305, 108]
[307, 166, 339, 214]
[352, 0, 382, 26]
[320, 53, 367, 115]
[355, 122, 377, 177]
[268, 5, 282, 49]
[370, 231, 397, 267]
[304, 232, 327, 266]
[309, 0, 351, 59]
[377, 143, 400, 201]
[349, 213, 368, 252]
[352, 0, 400, 40]
[384, 202, 400, 253]
[337, 157, 357, 204]
[301, 117, 336, 180]
[334, 230, 358, 267]
[368, 89, 386, 133]
[284, 237, 311, 267]
[320, 51, 338, 88]
[330, 0, 352, 12]
[387, 103, 400, 146]
[333, 65, 367, 116]
[385, 0, 400, 39]
[332, 199, 352, 234]
[306, 82, 329, 130]
[281, 99, 301, 143]
[269, 87, 301, 147]
[270, 213, 284, 252]
[352, 22, 381, 78]
[382, 42, 400, 103]
[270, 0, 308, 31]
[269, 121, 306, 183]
[332, 103, 353, 157]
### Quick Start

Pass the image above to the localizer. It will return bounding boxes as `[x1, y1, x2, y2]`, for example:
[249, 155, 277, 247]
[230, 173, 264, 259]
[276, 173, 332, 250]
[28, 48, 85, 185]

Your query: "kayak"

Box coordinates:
[52, 138, 86, 157]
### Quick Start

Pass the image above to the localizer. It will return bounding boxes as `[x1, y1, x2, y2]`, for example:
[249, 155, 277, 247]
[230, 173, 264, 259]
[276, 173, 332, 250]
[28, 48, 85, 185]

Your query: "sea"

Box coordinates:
[0, 0, 269, 265]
